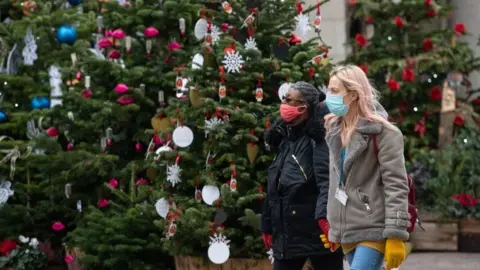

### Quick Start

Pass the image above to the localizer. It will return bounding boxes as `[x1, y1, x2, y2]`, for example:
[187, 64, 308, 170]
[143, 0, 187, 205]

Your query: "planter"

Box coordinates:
[459, 218, 480, 252]
[174, 256, 312, 270]
[410, 220, 459, 251]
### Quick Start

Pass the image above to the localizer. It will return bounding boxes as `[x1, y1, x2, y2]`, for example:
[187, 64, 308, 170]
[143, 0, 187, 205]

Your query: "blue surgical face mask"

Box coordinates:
[325, 93, 349, 116]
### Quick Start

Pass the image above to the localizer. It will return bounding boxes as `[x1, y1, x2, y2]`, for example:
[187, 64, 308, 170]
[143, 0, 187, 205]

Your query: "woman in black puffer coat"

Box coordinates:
[261, 81, 343, 270]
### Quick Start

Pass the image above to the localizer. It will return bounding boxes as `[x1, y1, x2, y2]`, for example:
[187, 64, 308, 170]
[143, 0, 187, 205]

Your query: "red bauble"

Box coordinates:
[67, 142, 74, 151]
[394, 16, 405, 28]
[355, 34, 367, 47]
[402, 68, 415, 82]
[109, 178, 119, 188]
[135, 142, 142, 152]
[81, 89, 92, 99]
[425, 8, 436, 18]
[108, 49, 121, 59]
[423, 38, 433, 52]
[387, 79, 400, 92]
[359, 64, 368, 74]
[46, 127, 59, 137]
[97, 198, 110, 208]
[454, 23, 466, 36]
[429, 86, 442, 100]
[454, 114, 465, 126]
[289, 34, 302, 45]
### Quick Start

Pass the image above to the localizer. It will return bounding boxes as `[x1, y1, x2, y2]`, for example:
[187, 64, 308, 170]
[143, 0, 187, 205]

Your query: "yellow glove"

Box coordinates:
[384, 238, 406, 270]
[320, 234, 340, 252]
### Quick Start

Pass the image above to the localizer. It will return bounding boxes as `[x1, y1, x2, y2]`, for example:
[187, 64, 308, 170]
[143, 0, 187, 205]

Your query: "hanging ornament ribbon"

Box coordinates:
[195, 173, 202, 202]
[176, 108, 184, 127]
[247, 27, 255, 37]
[314, 1, 322, 30]
[219, 66, 227, 99]
[205, 21, 213, 47]
[255, 77, 263, 102]
[308, 67, 315, 78]
[229, 163, 237, 192]
[296, 1, 303, 13]
[0, 136, 32, 179]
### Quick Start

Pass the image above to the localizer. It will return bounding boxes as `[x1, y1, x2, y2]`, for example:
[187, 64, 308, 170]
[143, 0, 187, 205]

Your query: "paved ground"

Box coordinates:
[343, 253, 480, 270]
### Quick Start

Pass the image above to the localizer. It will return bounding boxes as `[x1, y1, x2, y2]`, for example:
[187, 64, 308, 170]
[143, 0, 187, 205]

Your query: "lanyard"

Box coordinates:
[338, 148, 346, 187]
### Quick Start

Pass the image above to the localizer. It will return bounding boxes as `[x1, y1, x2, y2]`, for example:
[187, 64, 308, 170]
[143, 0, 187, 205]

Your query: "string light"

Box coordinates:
[463, 138, 468, 144]
[3, 81, 7, 86]
[387, 36, 392, 41]
[413, 107, 418, 112]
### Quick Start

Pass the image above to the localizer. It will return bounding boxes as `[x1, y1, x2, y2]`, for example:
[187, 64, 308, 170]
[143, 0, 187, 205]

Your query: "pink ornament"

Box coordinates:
[82, 88, 92, 99]
[135, 142, 142, 152]
[75, 72, 82, 80]
[64, 254, 75, 264]
[136, 178, 148, 186]
[108, 49, 121, 59]
[67, 142, 74, 151]
[168, 41, 182, 51]
[52, 221, 65, 232]
[46, 127, 59, 137]
[97, 198, 109, 208]
[117, 96, 135, 105]
[144, 27, 159, 38]
[109, 178, 119, 188]
[221, 23, 230, 33]
[153, 134, 162, 145]
[112, 29, 126, 39]
[106, 139, 112, 147]
[114, 83, 129, 94]
[97, 38, 113, 49]
[105, 30, 113, 37]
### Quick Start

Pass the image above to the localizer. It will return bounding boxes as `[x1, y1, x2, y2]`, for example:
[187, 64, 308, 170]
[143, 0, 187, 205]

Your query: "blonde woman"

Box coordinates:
[319, 65, 410, 270]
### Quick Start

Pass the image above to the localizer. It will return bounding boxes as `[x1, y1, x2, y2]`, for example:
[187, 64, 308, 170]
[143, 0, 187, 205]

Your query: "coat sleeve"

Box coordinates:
[378, 127, 410, 241]
[260, 194, 272, 234]
[313, 137, 330, 220]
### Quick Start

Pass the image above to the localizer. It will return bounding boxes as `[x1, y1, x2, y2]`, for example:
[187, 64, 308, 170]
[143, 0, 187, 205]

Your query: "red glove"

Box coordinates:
[318, 219, 339, 252]
[262, 233, 272, 249]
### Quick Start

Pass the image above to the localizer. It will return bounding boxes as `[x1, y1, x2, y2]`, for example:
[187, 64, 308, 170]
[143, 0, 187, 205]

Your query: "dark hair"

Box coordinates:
[264, 82, 329, 151]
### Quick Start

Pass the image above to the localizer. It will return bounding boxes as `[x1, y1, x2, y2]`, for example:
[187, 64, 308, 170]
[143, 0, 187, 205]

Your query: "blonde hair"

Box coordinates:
[325, 65, 395, 146]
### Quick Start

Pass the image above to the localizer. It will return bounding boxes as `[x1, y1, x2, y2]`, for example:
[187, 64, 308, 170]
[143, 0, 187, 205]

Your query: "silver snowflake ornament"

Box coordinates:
[0, 180, 14, 205]
[211, 25, 222, 45]
[222, 51, 244, 73]
[295, 13, 311, 40]
[209, 233, 231, 246]
[22, 27, 37, 66]
[167, 164, 182, 187]
[244, 37, 258, 50]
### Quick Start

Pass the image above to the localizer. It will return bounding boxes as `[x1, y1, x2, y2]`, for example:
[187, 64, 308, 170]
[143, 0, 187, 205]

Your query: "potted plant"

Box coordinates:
[0, 236, 47, 270]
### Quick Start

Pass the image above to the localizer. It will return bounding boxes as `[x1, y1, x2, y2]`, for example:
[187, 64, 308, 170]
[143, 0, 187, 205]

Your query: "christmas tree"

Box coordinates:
[344, 0, 480, 156]
[1, 0, 198, 268]
[142, 0, 332, 263]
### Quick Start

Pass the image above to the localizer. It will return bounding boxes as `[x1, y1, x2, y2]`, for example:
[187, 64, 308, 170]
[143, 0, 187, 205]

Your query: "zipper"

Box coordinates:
[291, 154, 307, 180]
[357, 188, 372, 212]
[339, 160, 359, 239]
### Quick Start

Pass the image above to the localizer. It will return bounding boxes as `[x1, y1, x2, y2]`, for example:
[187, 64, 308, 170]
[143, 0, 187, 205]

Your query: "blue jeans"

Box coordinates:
[346, 245, 384, 270]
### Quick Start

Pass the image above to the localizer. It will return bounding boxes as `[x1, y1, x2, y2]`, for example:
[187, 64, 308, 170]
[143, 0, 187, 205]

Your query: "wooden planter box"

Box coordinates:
[410, 209, 459, 251]
[459, 218, 480, 252]
[174, 256, 312, 270]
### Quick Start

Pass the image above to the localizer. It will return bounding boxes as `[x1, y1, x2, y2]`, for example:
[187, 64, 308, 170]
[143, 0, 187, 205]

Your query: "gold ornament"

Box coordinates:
[151, 116, 171, 133]
[189, 87, 204, 108]
[146, 168, 157, 181]
[247, 143, 259, 164]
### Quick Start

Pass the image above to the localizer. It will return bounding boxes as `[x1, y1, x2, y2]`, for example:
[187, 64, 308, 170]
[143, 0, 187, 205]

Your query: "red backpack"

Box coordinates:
[372, 135, 422, 233]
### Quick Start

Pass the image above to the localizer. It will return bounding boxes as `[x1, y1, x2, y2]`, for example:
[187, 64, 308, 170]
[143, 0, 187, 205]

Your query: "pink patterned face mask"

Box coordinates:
[280, 104, 306, 123]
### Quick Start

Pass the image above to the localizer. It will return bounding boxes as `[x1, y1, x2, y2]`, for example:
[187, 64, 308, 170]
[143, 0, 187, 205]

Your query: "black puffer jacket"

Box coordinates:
[261, 104, 331, 259]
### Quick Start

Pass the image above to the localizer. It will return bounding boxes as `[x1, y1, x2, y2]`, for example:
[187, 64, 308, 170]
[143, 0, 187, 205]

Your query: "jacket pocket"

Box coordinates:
[287, 204, 318, 239]
[356, 188, 372, 213]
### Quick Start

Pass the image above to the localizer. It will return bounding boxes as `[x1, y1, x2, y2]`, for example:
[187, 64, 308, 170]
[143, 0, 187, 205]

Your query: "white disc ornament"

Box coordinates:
[278, 82, 291, 101]
[202, 185, 220, 205]
[172, 126, 194, 148]
[194, 19, 208, 40]
[155, 198, 169, 218]
[192, 53, 204, 69]
[208, 233, 231, 264]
